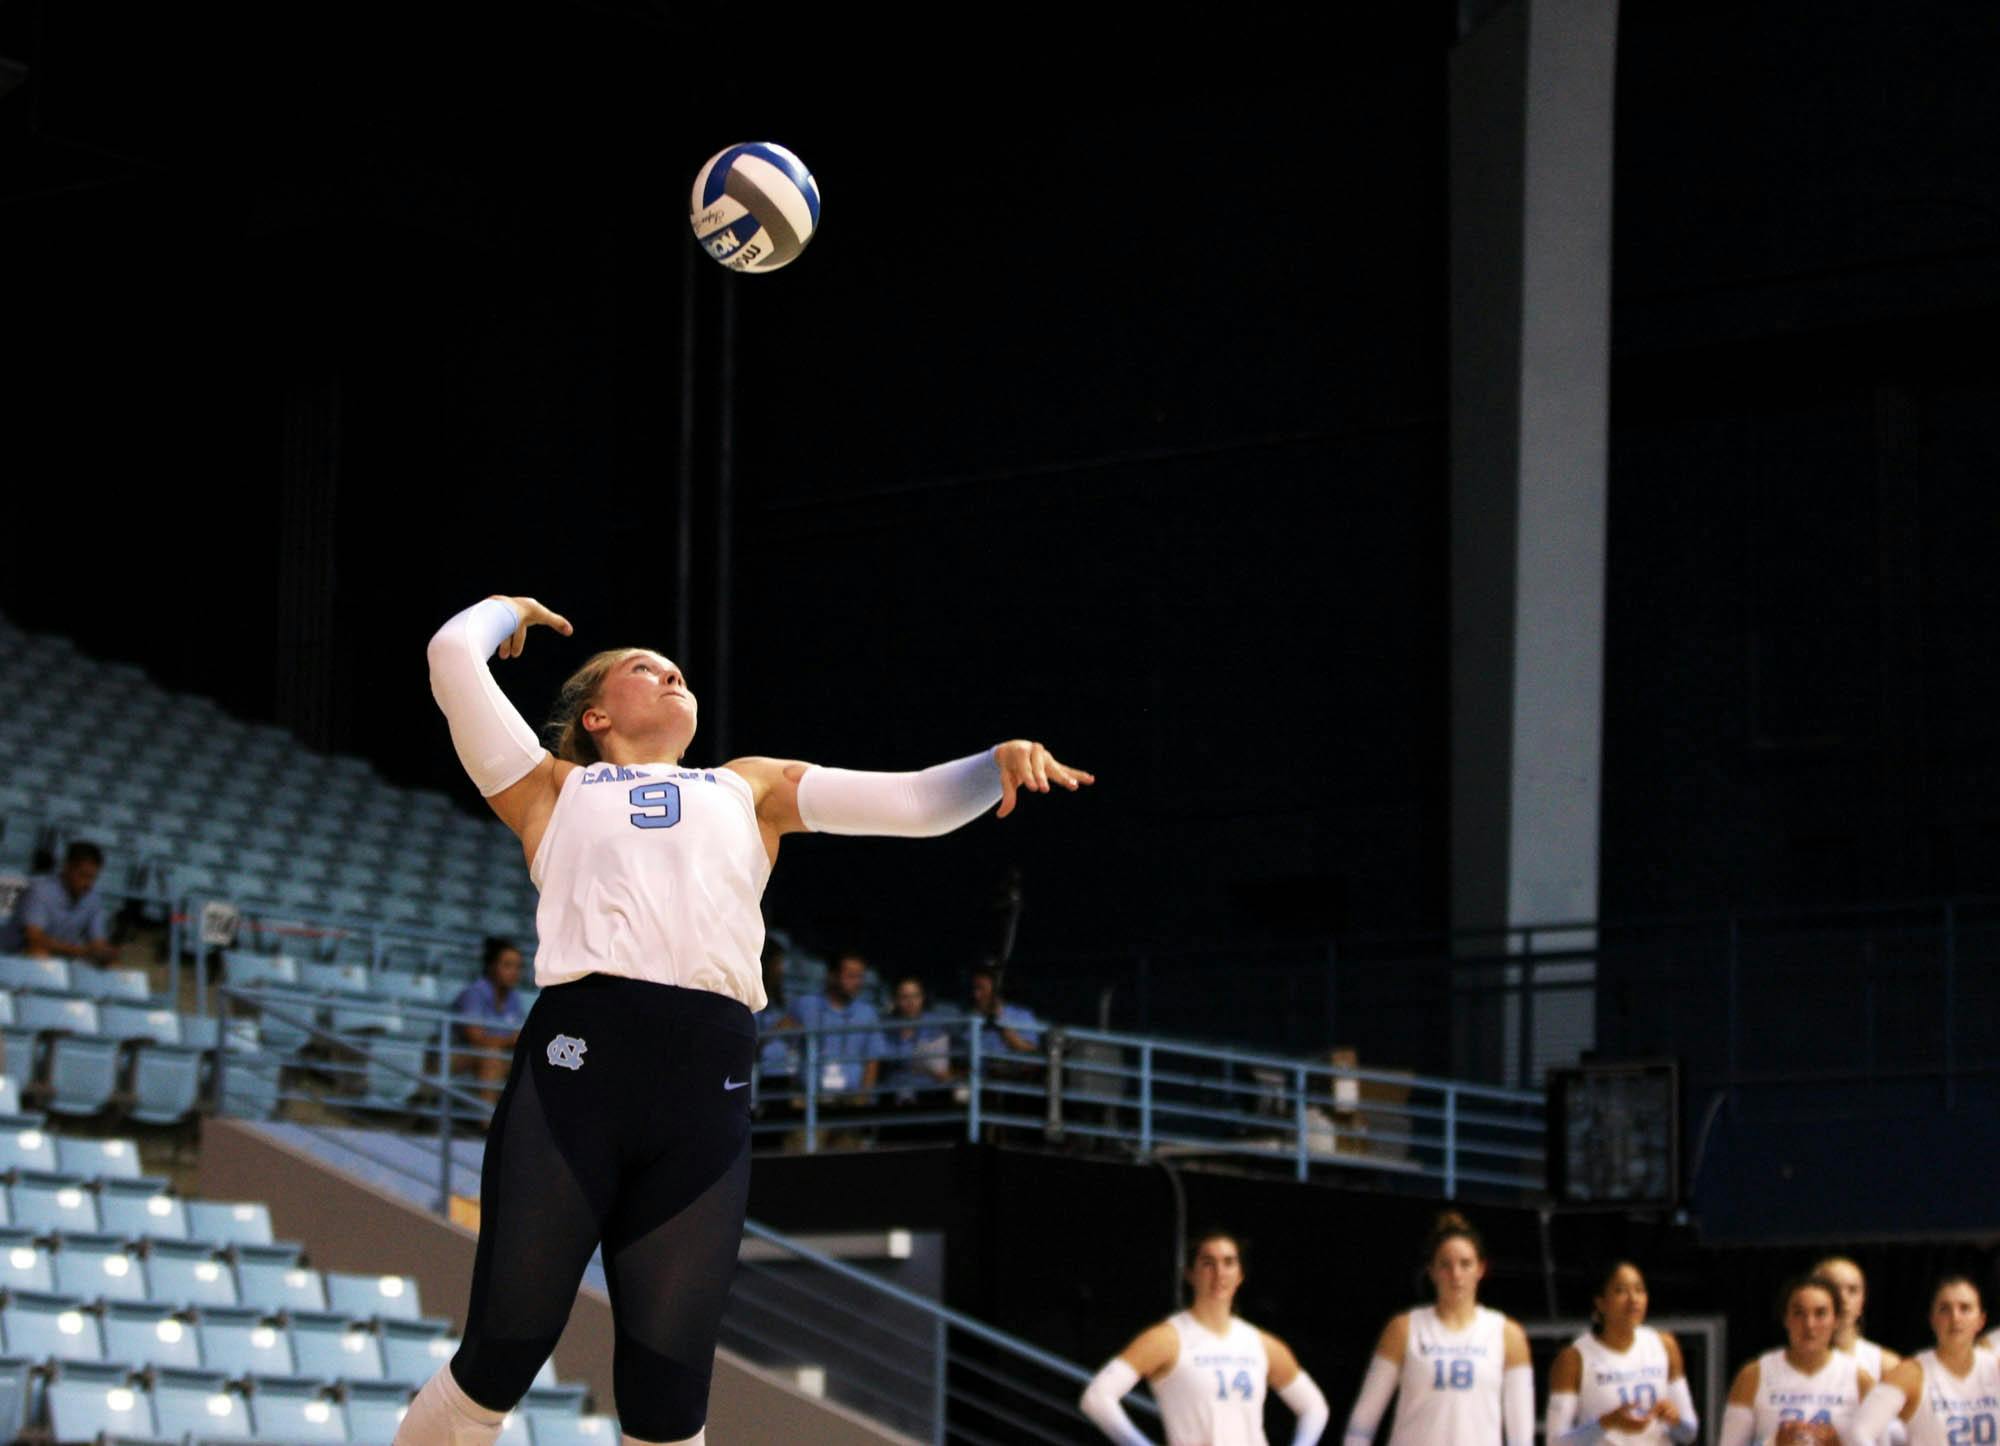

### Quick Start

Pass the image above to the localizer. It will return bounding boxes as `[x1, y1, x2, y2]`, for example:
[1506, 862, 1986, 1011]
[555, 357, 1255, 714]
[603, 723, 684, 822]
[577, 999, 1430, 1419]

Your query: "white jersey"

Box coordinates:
[530, 761, 770, 1010]
[1846, 1338, 1888, 1379]
[1389, 1306, 1507, 1446]
[1908, 1348, 2000, 1446]
[1152, 1311, 1269, 1446]
[1750, 1349, 1861, 1444]
[1571, 1327, 1674, 1444]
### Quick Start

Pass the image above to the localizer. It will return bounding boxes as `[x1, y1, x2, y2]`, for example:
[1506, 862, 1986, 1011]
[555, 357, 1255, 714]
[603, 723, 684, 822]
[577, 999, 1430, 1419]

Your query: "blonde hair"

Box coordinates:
[547, 648, 648, 765]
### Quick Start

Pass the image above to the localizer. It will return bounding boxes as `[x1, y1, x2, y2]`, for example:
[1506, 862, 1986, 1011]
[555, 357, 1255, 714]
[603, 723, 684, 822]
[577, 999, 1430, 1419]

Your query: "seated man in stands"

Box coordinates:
[755, 937, 798, 1086]
[883, 975, 955, 1106]
[786, 950, 887, 1108]
[970, 961, 1042, 1065]
[451, 937, 527, 1101]
[0, 841, 119, 965]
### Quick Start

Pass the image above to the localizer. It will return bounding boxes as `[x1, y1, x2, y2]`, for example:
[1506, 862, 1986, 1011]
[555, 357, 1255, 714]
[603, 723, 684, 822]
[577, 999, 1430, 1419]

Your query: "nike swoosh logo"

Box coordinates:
[723, 1077, 750, 1091]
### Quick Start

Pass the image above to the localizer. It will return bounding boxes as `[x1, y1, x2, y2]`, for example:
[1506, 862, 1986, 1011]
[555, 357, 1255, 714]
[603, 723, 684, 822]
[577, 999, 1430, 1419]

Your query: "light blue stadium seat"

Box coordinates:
[0, 1356, 30, 1443]
[53, 1134, 147, 1182]
[250, 988, 319, 1055]
[185, 1200, 274, 1248]
[43, 1030, 124, 1117]
[248, 1375, 350, 1442]
[0, 1121, 58, 1175]
[289, 1313, 385, 1382]
[13, 990, 98, 1036]
[0, 1289, 102, 1362]
[97, 1180, 188, 1241]
[520, 1383, 589, 1417]
[8, 1172, 101, 1234]
[151, 1366, 254, 1441]
[0, 1076, 19, 1116]
[344, 1379, 416, 1443]
[0, 1228, 55, 1293]
[53, 1234, 150, 1303]
[197, 1307, 297, 1379]
[96, 1002, 182, 1046]
[143, 1240, 239, 1309]
[221, 950, 301, 992]
[378, 1322, 455, 1386]
[235, 1247, 324, 1315]
[529, 1413, 619, 1446]
[129, 1043, 206, 1125]
[69, 966, 151, 1003]
[325, 1272, 422, 1324]
[353, 1038, 425, 1113]
[102, 1300, 202, 1372]
[0, 956, 68, 994]
[216, 1046, 284, 1120]
[45, 1370, 155, 1441]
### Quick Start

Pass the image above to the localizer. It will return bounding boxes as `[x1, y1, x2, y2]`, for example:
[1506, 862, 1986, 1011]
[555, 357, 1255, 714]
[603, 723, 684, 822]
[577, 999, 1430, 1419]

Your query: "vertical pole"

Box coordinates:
[1045, 1028, 1065, 1142]
[1138, 1044, 1154, 1156]
[1294, 1065, 1310, 1182]
[1518, 952, 1536, 1088]
[803, 1029, 820, 1155]
[1443, 1087, 1459, 1198]
[931, 1317, 948, 1445]
[967, 1019, 984, 1143]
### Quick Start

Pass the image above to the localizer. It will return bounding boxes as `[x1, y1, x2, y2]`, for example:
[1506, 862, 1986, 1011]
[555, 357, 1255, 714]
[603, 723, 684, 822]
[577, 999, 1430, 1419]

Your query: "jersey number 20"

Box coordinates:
[628, 782, 682, 829]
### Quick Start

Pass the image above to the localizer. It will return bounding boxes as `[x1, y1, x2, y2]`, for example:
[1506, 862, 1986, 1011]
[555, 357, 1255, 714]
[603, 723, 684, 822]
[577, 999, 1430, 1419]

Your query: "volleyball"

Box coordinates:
[689, 142, 820, 273]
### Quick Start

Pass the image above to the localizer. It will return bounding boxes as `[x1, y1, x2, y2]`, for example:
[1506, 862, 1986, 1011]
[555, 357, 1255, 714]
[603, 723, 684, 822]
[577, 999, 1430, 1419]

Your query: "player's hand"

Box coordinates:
[1599, 1404, 1653, 1434]
[488, 596, 574, 659]
[992, 740, 1095, 819]
[1651, 1398, 1680, 1427]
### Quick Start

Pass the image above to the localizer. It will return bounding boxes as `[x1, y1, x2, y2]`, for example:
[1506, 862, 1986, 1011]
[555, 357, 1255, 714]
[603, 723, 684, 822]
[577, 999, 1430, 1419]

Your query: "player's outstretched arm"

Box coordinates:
[727, 740, 1095, 840]
[428, 594, 572, 844]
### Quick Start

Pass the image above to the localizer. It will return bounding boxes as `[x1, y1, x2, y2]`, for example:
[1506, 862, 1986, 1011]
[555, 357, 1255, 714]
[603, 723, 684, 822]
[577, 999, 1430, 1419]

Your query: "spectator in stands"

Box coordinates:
[883, 975, 954, 1105]
[970, 961, 1041, 1060]
[755, 938, 797, 1083]
[0, 840, 118, 964]
[452, 937, 527, 1100]
[786, 951, 887, 1102]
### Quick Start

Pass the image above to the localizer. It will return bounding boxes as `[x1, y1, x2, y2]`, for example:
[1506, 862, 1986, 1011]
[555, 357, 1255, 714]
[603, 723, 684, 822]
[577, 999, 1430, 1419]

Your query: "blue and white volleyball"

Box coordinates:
[689, 142, 820, 273]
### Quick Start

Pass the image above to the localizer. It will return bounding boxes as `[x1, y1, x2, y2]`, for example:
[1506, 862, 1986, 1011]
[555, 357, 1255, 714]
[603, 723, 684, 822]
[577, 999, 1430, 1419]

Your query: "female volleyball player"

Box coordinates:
[1717, 1273, 1871, 1446]
[1849, 1276, 1997, 1446]
[1817, 1257, 1902, 1382]
[1340, 1212, 1534, 1446]
[1545, 1261, 1697, 1443]
[401, 594, 1093, 1446]
[1079, 1230, 1330, 1445]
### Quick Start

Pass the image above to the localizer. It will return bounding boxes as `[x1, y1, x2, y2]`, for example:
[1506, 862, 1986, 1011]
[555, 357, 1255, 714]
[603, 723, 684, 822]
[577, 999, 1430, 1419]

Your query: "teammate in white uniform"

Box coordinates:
[1546, 1262, 1698, 1443]
[404, 595, 1092, 1446]
[1849, 1277, 1999, 1446]
[1080, 1231, 1330, 1445]
[1340, 1211, 1534, 1446]
[1718, 1273, 1872, 1446]
[1818, 1257, 1902, 1383]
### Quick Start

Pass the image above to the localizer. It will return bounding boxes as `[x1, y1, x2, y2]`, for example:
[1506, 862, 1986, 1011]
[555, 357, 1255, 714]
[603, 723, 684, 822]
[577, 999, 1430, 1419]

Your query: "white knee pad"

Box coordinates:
[394, 1365, 507, 1446]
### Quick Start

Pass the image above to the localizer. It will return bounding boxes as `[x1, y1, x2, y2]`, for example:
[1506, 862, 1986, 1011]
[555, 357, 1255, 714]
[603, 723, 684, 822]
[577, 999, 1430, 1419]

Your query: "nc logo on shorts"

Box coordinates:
[546, 1034, 588, 1071]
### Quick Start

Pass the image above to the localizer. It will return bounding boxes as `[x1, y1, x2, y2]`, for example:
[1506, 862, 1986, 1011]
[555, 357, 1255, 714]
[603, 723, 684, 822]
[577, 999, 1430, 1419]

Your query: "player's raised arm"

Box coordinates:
[427, 594, 571, 840]
[726, 740, 1095, 840]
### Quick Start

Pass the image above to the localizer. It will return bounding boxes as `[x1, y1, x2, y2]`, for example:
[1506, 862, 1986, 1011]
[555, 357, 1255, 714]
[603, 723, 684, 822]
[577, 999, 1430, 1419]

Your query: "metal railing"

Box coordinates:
[748, 1016, 1545, 1196]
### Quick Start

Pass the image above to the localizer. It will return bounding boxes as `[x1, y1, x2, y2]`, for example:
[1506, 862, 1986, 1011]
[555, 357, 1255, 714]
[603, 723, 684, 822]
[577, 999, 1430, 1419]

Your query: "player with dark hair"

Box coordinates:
[1081, 1230, 1329, 1444]
[1717, 1273, 1871, 1446]
[1545, 1261, 1696, 1443]
[1849, 1276, 1996, 1446]
[403, 594, 1092, 1446]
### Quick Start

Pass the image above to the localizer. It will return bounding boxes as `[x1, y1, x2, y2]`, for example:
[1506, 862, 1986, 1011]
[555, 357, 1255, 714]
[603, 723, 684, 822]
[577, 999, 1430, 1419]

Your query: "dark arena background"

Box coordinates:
[3, 2, 2000, 1443]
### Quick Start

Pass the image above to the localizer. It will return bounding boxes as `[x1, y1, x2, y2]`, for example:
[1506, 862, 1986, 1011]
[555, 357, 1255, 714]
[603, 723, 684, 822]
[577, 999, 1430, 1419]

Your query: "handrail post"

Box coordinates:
[437, 1011, 453, 1211]
[1443, 1087, 1459, 1198]
[803, 1029, 820, 1154]
[1294, 1065, 1310, 1182]
[1138, 1043, 1154, 1156]
[1045, 1027, 1066, 1142]
[1518, 950, 1536, 1088]
[967, 1019, 984, 1143]
[931, 1316, 947, 1445]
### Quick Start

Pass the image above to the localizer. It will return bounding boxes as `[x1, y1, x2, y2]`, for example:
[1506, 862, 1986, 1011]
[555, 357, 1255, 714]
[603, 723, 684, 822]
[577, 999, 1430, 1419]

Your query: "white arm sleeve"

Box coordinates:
[428, 599, 546, 797]
[1666, 1377, 1699, 1443]
[794, 750, 1001, 837]
[1278, 1371, 1330, 1446]
[1845, 1384, 1907, 1446]
[1078, 1358, 1153, 1446]
[1718, 1403, 1756, 1446]
[1547, 1391, 1601, 1445]
[1342, 1355, 1399, 1444]
[1504, 1364, 1535, 1446]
